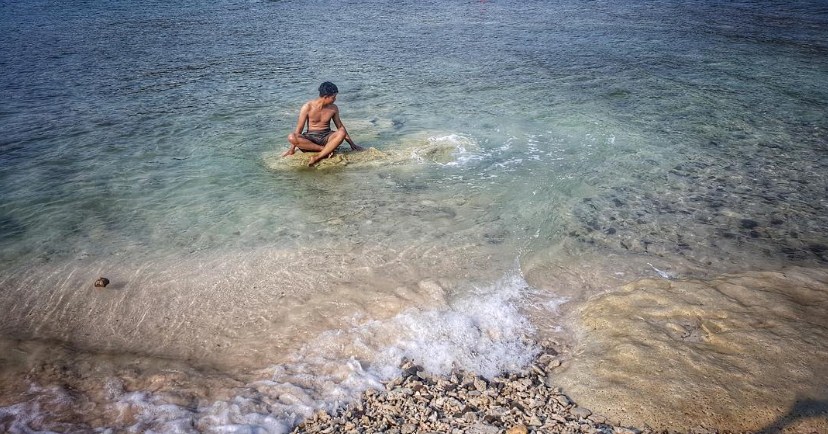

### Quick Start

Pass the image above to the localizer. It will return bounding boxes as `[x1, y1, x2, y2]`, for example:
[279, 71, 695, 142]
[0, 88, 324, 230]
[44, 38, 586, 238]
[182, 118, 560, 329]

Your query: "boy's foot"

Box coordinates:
[308, 152, 335, 167]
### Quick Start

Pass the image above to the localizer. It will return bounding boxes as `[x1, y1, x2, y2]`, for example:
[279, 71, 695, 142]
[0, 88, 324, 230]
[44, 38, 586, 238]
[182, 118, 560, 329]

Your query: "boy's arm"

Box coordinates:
[333, 111, 363, 150]
[294, 103, 310, 136]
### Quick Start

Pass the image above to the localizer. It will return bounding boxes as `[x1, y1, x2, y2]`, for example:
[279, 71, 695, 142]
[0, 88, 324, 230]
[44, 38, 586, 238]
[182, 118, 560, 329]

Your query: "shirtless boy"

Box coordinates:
[283, 82, 363, 166]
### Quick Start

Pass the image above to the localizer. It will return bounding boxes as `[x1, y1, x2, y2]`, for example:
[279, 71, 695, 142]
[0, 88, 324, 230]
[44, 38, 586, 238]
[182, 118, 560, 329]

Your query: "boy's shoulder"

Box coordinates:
[319, 102, 339, 112]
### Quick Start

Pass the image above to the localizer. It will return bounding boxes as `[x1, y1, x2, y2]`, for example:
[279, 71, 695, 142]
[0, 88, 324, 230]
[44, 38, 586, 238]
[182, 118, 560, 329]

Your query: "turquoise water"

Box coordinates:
[1, 0, 827, 431]
[2, 1, 826, 267]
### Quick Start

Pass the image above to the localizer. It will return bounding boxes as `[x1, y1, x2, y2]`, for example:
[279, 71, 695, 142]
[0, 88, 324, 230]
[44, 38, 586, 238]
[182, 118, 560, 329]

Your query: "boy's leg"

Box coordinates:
[309, 130, 346, 166]
[284, 133, 324, 156]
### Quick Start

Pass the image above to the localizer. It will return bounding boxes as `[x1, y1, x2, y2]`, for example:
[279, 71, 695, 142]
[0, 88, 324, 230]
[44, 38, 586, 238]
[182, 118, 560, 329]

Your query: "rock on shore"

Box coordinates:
[292, 352, 656, 434]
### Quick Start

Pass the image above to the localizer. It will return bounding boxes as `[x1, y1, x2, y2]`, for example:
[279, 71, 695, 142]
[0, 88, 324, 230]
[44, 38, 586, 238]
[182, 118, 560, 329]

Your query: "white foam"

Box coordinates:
[0, 385, 77, 434]
[371, 269, 538, 378]
[232, 267, 537, 429]
[543, 296, 571, 313]
[410, 134, 483, 166]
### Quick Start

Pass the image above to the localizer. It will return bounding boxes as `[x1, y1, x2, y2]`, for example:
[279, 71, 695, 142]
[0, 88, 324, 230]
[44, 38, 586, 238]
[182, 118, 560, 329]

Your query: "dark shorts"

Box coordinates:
[302, 129, 334, 146]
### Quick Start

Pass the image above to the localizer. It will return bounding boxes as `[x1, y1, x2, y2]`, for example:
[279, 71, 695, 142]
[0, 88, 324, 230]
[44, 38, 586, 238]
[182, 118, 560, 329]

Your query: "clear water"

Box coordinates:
[1, 0, 826, 431]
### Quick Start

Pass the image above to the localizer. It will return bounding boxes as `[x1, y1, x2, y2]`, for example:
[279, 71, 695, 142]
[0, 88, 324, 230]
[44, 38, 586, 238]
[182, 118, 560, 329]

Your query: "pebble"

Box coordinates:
[571, 406, 593, 419]
[506, 424, 528, 434]
[554, 394, 572, 407]
[468, 423, 499, 434]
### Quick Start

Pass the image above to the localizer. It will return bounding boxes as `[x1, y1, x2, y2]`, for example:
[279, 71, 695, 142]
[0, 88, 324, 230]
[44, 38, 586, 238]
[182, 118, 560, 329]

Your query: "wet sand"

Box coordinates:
[555, 266, 828, 432]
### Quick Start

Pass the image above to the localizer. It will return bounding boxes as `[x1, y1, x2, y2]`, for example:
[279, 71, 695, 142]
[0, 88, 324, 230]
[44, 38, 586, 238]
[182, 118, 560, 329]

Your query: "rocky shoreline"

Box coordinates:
[292, 347, 677, 434]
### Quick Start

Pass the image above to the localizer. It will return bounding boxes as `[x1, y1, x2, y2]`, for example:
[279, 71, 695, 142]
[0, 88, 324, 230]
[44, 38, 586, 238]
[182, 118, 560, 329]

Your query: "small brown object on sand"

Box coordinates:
[94, 277, 110, 288]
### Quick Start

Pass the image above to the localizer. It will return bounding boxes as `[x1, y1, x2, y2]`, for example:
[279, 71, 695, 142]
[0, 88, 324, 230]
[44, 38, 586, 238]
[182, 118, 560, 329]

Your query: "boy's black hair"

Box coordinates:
[319, 82, 338, 97]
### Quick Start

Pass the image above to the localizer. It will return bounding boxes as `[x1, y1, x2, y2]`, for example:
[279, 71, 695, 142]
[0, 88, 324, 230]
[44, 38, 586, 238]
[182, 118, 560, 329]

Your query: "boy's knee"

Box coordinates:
[288, 133, 297, 144]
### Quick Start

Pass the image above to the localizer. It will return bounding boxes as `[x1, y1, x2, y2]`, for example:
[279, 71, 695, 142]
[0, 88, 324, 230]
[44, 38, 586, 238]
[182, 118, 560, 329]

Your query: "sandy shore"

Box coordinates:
[3, 267, 826, 433]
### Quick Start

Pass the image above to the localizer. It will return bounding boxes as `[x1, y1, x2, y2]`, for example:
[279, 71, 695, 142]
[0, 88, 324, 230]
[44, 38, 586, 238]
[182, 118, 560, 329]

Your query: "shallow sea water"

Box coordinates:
[1, 0, 827, 431]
